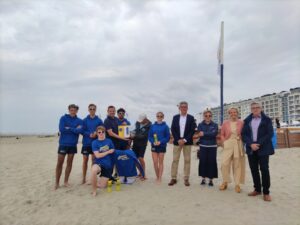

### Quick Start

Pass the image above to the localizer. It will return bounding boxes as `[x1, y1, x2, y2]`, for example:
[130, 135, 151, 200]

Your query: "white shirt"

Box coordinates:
[179, 115, 187, 138]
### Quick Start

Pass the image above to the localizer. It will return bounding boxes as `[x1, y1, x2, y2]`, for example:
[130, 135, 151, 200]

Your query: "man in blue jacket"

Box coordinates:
[81, 103, 103, 184]
[242, 102, 274, 201]
[55, 104, 83, 190]
[169, 101, 196, 187]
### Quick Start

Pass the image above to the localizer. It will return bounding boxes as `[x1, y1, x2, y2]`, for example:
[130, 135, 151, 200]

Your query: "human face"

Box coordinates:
[251, 104, 262, 117]
[179, 104, 188, 115]
[229, 109, 238, 120]
[69, 108, 78, 117]
[118, 111, 125, 120]
[97, 130, 106, 140]
[203, 113, 212, 123]
[89, 106, 96, 116]
[156, 113, 164, 123]
[107, 107, 116, 117]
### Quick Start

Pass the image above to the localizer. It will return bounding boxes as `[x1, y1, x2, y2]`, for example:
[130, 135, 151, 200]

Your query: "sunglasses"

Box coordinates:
[157, 115, 163, 118]
[89, 108, 96, 111]
[97, 131, 105, 134]
[204, 115, 212, 118]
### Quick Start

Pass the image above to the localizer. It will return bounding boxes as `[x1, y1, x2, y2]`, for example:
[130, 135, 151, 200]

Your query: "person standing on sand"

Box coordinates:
[81, 104, 103, 184]
[131, 113, 152, 179]
[117, 108, 131, 150]
[148, 111, 170, 184]
[242, 102, 274, 202]
[168, 101, 196, 187]
[196, 109, 218, 186]
[55, 104, 83, 190]
[219, 107, 245, 193]
[91, 126, 115, 196]
[104, 106, 129, 150]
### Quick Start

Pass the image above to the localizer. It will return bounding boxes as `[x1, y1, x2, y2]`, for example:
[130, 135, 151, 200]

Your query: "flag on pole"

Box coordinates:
[218, 21, 224, 125]
[217, 21, 224, 74]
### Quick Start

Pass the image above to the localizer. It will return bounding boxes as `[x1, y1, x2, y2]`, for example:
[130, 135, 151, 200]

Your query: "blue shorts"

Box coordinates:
[96, 164, 112, 179]
[81, 146, 93, 155]
[151, 146, 166, 153]
[58, 145, 77, 155]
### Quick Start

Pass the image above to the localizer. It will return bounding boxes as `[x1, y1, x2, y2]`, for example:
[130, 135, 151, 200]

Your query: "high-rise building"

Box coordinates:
[201, 87, 300, 125]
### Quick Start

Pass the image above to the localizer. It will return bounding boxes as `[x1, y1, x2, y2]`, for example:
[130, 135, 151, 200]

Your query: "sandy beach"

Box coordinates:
[0, 136, 299, 225]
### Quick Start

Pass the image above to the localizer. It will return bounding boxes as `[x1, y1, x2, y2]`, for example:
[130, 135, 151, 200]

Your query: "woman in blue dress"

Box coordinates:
[197, 109, 219, 186]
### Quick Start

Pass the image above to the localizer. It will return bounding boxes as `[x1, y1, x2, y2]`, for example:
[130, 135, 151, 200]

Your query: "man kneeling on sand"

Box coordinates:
[91, 126, 115, 196]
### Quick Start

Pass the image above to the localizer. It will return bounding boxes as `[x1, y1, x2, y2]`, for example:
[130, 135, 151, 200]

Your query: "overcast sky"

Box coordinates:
[0, 0, 299, 134]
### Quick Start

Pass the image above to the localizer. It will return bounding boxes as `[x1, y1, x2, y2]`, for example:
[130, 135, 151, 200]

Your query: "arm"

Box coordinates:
[160, 125, 170, 144]
[107, 129, 128, 141]
[148, 126, 154, 144]
[241, 122, 253, 147]
[220, 123, 226, 143]
[82, 120, 90, 136]
[59, 117, 72, 134]
[171, 117, 180, 142]
[257, 119, 274, 146]
[93, 149, 115, 159]
[203, 124, 218, 138]
[184, 117, 196, 142]
[70, 120, 83, 134]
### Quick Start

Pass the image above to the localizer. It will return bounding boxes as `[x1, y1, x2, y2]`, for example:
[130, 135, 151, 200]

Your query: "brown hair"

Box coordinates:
[107, 105, 115, 110]
[88, 103, 96, 108]
[68, 104, 79, 110]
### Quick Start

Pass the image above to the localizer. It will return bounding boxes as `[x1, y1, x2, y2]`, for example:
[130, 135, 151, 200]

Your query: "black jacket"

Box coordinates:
[132, 120, 152, 146]
[241, 112, 274, 156]
[171, 114, 196, 145]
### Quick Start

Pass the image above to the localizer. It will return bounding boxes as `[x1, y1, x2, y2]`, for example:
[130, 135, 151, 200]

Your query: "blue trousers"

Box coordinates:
[198, 146, 218, 179]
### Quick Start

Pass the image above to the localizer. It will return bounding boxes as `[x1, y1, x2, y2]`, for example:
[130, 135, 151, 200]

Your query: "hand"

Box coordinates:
[178, 139, 185, 146]
[154, 141, 161, 146]
[199, 131, 204, 137]
[122, 122, 127, 125]
[108, 149, 115, 154]
[251, 144, 260, 151]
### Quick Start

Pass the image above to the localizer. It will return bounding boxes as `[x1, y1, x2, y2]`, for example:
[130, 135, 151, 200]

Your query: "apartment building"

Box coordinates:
[203, 87, 300, 125]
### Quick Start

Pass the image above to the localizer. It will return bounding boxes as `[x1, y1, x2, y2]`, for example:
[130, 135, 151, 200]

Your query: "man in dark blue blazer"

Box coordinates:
[168, 101, 196, 186]
[242, 102, 274, 201]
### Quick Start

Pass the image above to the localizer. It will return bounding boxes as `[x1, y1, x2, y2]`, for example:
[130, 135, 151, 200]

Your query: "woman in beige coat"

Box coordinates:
[219, 107, 245, 193]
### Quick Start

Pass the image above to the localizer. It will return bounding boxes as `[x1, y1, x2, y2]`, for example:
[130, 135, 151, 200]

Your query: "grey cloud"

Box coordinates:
[0, 0, 299, 134]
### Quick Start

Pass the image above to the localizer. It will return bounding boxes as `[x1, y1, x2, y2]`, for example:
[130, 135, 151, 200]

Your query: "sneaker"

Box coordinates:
[208, 180, 213, 186]
[200, 179, 206, 185]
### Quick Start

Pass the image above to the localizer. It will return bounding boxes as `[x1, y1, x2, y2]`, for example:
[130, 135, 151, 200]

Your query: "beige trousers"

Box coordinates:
[221, 139, 245, 185]
[171, 145, 192, 180]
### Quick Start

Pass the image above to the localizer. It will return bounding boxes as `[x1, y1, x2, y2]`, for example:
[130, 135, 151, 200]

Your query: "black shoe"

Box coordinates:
[200, 179, 206, 185]
[208, 180, 213, 186]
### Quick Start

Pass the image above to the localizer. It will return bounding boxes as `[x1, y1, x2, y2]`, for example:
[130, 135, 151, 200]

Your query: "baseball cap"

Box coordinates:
[138, 113, 147, 122]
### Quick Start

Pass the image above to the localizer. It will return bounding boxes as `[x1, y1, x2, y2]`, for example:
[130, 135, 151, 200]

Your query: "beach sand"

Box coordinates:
[0, 136, 299, 225]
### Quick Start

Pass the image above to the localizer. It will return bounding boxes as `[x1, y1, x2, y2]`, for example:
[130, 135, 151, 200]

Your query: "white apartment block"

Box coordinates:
[202, 87, 300, 125]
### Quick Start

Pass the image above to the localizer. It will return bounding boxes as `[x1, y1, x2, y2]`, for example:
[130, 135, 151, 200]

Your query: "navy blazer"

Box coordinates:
[171, 114, 196, 145]
[241, 112, 274, 156]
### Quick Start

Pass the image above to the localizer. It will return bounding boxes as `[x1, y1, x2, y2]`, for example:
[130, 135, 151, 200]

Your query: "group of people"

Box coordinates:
[55, 101, 274, 201]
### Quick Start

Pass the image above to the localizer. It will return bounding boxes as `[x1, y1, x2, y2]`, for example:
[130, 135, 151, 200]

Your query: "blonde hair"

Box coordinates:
[96, 126, 106, 132]
[227, 107, 239, 114]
